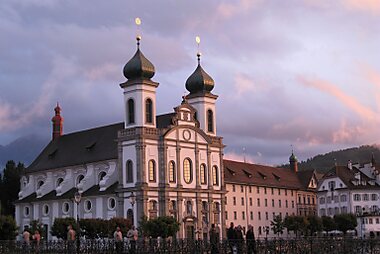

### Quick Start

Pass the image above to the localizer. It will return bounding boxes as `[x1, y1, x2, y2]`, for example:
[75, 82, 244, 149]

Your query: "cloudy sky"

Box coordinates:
[1, 0, 379, 165]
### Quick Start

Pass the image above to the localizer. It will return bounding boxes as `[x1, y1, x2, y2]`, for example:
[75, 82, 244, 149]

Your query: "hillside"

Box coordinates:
[279, 145, 380, 172]
[0, 134, 48, 170]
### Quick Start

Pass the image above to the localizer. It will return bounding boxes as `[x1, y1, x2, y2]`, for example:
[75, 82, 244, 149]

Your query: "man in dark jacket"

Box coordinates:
[209, 224, 219, 254]
[227, 222, 236, 253]
[246, 225, 256, 254]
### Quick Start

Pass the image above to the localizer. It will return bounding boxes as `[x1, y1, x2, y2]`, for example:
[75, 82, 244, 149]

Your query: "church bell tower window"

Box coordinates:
[148, 160, 156, 182]
[127, 99, 135, 124]
[169, 161, 176, 183]
[145, 98, 153, 123]
[207, 110, 214, 133]
[126, 160, 133, 183]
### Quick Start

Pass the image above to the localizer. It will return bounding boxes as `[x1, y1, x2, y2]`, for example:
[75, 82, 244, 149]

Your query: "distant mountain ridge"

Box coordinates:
[280, 145, 380, 172]
[0, 134, 48, 170]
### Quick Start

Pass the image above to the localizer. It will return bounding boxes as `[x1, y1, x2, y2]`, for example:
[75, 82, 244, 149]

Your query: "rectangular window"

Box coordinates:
[265, 199, 268, 207]
[225, 197, 227, 205]
[328, 181, 336, 191]
[234, 211, 237, 220]
[285, 200, 288, 208]
[258, 212, 261, 220]
[291, 190, 294, 196]
[264, 187, 267, 194]
[369, 218, 373, 224]
[285, 189, 288, 196]
[241, 185, 244, 192]
[265, 212, 269, 220]
[272, 212, 275, 219]
[354, 194, 361, 201]
[233, 197, 236, 206]
[232, 185, 236, 192]
[376, 218, 379, 224]
[250, 211, 253, 220]
[371, 194, 378, 201]
[271, 188, 274, 195]
[272, 199, 275, 207]
[279, 200, 282, 208]
[327, 196, 331, 203]
[257, 198, 260, 207]
[257, 187, 260, 194]
[249, 198, 252, 206]
[241, 197, 244, 206]
[278, 189, 281, 195]
[249, 186, 252, 193]
[225, 211, 228, 220]
[242, 211, 245, 220]
[292, 201, 294, 208]
[363, 194, 369, 201]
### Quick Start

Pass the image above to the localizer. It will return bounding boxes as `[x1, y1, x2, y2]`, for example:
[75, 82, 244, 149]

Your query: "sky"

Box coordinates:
[0, 0, 380, 166]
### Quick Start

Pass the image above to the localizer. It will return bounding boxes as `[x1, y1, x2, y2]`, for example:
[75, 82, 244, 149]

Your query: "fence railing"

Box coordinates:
[0, 237, 379, 254]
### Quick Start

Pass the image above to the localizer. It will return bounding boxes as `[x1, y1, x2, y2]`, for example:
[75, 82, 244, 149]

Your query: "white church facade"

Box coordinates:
[15, 37, 226, 240]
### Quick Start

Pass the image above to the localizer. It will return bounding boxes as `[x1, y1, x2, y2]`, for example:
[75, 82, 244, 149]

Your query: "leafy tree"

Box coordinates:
[139, 216, 180, 238]
[30, 219, 46, 239]
[51, 217, 77, 239]
[270, 215, 284, 237]
[322, 216, 336, 234]
[0, 161, 25, 216]
[108, 217, 132, 237]
[0, 215, 18, 240]
[307, 215, 322, 236]
[283, 215, 307, 238]
[334, 213, 357, 235]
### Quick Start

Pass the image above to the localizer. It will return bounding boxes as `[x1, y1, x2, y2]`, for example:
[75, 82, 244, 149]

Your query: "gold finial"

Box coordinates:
[135, 17, 142, 47]
[195, 36, 201, 64]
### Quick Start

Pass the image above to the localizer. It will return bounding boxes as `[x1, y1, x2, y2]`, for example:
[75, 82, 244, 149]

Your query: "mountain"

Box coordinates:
[0, 134, 48, 170]
[279, 145, 380, 172]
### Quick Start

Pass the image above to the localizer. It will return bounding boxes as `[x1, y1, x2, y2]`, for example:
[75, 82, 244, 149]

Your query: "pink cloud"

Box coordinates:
[298, 76, 377, 121]
[342, 0, 380, 15]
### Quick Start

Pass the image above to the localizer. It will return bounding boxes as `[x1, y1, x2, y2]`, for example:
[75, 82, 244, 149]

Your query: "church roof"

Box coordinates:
[27, 114, 176, 173]
[224, 160, 304, 190]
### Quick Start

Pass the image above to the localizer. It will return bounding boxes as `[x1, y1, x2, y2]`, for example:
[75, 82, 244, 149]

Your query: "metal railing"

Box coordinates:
[0, 237, 379, 254]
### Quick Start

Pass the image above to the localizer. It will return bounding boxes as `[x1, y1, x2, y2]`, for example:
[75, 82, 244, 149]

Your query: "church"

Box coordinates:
[15, 35, 226, 240]
[15, 34, 317, 240]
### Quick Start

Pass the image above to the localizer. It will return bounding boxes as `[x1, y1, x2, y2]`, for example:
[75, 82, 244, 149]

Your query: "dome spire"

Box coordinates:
[122, 17, 155, 81]
[185, 36, 214, 95]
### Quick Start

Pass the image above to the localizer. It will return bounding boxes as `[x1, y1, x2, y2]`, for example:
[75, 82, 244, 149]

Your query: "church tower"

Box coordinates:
[120, 36, 159, 128]
[289, 150, 298, 172]
[51, 103, 63, 140]
[185, 48, 218, 136]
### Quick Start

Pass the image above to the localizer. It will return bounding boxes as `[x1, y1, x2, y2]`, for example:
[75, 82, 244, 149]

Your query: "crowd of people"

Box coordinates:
[227, 222, 256, 254]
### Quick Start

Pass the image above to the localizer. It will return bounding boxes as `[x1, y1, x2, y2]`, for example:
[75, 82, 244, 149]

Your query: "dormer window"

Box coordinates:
[76, 174, 85, 186]
[56, 178, 64, 187]
[37, 180, 44, 189]
[98, 171, 106, 183]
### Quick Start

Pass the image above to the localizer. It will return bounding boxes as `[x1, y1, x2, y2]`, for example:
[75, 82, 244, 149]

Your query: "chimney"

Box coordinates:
[348, 160, 352, 170]
[51, 103, 63, 140]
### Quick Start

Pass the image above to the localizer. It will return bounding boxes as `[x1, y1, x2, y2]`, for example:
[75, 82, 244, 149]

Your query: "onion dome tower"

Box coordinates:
[120, 21, 159, 129]
[51, 102, 63, 140]
[289, 150, 298, 172]
[185, 37, 218, 136]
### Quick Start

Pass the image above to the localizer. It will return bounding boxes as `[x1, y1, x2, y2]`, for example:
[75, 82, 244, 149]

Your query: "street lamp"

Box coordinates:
[128, 192, 136, 225]
[74, 189, 82, 253]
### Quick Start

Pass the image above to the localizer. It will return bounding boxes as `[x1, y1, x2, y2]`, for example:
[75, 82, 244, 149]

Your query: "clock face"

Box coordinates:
[183, 129, 191, 141]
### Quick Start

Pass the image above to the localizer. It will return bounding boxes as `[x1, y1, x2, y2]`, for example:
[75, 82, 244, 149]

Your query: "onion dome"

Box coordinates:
[185, 53, 214, 94]
[123, 38, 155, 80]
[289, 151, 298, 162]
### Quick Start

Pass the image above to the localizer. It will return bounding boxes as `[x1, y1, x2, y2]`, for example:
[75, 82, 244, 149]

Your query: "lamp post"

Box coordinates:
[128, 192, 136, 226]
[74, 189, 82, 253]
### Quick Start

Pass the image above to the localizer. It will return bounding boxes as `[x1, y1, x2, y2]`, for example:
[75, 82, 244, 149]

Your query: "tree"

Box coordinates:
[306, 215, 322, 236]
[30, 219, 46, 239]
[322, 216, 336, 234]
[270, 215, 284, 237]
[0, 215, 18, 240]
[139, 216, 180, 238]
[0, 161, 25, 216]
[283, 215, 307, 238]
[334, 213, 357, 235]
[51, 217, 77, 239]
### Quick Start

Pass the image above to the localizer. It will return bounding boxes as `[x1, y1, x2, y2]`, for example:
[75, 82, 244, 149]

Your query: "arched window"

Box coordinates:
[212, 166, 219, 186]
[127, 98, 135, 124]
[169, 161, 176, 183]
[148, 160, 156, 182]
[200, 164, 207, 184]
[98, 171, 106, 183]
[183, 158, 192, 184]
[145, 98, 153, 123]
[207, 109, 214, 133]
[126, 160, 133, 183]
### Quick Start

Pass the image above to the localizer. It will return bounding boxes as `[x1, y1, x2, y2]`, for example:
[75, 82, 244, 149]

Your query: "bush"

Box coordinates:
[334, 213, 357, 235]
[0, 215, 18, 240]
[140, 216, 179, 238]
[51, 217, 77, 240]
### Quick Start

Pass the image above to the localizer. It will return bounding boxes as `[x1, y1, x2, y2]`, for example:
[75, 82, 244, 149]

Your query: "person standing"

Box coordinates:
[32, 230, 41, 253]
[246, 225, 256, 254]
[209, 224, 219, 254]
[67, 225, 76, 254]
[127, 225, 138, 254]
[114, 226, 123, 254]
[22, 226, 31, 253]
[235, 225, 244, 254]
[227, 222, 236, 253]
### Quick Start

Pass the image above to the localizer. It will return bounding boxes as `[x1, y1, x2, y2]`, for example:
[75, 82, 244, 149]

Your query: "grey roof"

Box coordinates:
[27, 122, 124, 172]
[27, 114, 176, 173]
